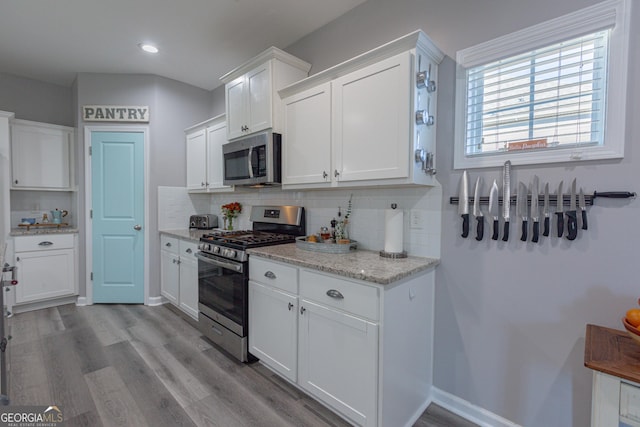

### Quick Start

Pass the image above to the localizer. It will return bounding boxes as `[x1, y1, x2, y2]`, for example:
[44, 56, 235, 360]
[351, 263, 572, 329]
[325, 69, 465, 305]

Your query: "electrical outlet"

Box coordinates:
[410, 209, 424, 229]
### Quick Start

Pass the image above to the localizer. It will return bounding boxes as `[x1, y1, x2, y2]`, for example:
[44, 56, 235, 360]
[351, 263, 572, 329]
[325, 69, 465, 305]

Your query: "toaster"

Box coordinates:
[189, 214, 218, 230]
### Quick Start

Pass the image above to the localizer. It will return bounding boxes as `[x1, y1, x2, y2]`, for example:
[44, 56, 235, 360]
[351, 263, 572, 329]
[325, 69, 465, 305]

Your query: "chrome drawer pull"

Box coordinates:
[264, 271, 276, 279]
[326, 289, 344, 299]
[38, 241, 54, 246]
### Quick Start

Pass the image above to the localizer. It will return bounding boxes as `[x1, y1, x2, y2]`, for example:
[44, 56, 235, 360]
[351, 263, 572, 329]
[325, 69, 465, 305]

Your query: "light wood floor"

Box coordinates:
[6, 304, 476, 427]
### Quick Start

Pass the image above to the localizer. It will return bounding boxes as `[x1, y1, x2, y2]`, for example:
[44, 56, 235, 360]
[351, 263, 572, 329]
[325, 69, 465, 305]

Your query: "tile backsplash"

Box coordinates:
[158, 186, 442, 258]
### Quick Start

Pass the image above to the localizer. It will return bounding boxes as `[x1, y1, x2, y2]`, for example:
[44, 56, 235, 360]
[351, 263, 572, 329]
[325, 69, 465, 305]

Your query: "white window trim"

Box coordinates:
[453, 0, 631, 169]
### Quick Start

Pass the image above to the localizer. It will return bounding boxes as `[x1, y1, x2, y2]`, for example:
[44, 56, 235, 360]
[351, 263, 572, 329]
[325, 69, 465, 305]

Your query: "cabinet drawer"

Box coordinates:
[249, 257, 298, 294]
[179, 239, 198, 261]
[161, 235, 179, 254]
[14, 233, 74, 252]
[300, 270, 379, 320]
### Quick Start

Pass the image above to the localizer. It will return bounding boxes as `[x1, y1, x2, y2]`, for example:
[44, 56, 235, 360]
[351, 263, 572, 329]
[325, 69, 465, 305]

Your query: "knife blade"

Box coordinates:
[555, 180, 564, 238]
[566, 178, 578, 240]
[579, 188, 588, 230]
[542, 183, 550, 237]
[458, 170, 470, 238]
[531, 176, 539, 242]
[489, 180, 500, 240]
[473, 176, 484, 241]
[502, 161, 511, 241]
[518, 182, 528, 241]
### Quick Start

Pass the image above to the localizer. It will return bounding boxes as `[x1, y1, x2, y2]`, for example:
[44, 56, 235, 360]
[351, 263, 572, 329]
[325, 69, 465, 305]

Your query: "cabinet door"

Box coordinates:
[246, 62, 273, 134]
[160, 250, 179, 305]
[283, 83, 332, 186]
[298, 299, 378, 427]
[178, 241, 199, 320]
[11, 123, 72, 189]
[249, 281, 298, 382]
[186, 128, 207, 191]
[332, 52, 411, 183]
[226, 76, 246, 140]
[206, 122, 232, 191]
[15, 249, 75, 303]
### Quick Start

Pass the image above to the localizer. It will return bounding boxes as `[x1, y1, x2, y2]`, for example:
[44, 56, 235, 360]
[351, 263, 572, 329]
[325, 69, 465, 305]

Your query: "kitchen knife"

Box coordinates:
[458, 170, 470, 238]
[473, 176, 484, 241]
[579, 188, 588, 230]
[502, 161, 511, 241]
[566, 178, 578, 240]
[531, 176, 540, 242]
[518, 182, 528, 241]
[542, 183, 550, 237]
[489, 180, 500, 240]
[555, 180, 564, 238]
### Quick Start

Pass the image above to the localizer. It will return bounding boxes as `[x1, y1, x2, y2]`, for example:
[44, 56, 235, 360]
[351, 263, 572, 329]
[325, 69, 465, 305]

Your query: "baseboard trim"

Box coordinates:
[147, 296, 165, 306]
[76, 297, 88, 306]
[430, 387, 521, 427]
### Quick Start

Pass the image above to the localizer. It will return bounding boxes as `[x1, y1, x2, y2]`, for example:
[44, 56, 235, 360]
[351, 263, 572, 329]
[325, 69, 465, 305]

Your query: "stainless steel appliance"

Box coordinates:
[222, 131, 282, 186]
[196, 205, 305, 362]
[189, 214, 217, 230]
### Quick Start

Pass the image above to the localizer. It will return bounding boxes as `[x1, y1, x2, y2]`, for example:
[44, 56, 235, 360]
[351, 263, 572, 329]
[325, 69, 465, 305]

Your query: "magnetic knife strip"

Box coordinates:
[449, 192, 636, 206]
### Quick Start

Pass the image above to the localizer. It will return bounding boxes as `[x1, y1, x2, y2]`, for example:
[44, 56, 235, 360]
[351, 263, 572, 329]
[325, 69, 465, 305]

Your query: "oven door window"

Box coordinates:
[198, 259, 247, 327]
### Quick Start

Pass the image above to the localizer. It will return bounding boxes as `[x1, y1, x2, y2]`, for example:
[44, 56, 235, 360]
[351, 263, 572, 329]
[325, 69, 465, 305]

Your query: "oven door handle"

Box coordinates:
[195, 252, 244, 273]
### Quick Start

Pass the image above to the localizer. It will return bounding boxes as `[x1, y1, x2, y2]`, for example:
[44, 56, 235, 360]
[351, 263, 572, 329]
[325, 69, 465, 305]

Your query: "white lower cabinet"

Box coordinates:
[160, 235, 198, 320]
[249, 256, 435, 427]
[14, 233, 77, 304]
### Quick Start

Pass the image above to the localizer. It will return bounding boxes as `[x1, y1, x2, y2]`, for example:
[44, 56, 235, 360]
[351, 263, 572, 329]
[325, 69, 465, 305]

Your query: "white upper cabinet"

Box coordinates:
[185, 115, 232, 193]
[282, 82, 332, 186]
[10, 119, 74, 190]
[220, 47, 311, 141]
[279, 30, 444, 190]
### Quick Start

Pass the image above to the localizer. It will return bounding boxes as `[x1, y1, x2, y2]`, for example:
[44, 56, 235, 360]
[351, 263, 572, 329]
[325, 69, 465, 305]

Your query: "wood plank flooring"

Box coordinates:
[6, 304, 476, 427]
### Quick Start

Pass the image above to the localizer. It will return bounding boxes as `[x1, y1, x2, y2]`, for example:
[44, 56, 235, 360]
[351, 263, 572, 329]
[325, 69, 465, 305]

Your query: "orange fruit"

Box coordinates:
[626, 308, 640, 327]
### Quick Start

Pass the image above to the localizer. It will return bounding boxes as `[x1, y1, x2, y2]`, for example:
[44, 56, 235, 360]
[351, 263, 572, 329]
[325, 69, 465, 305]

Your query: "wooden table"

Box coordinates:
[585, 324, 640, 426]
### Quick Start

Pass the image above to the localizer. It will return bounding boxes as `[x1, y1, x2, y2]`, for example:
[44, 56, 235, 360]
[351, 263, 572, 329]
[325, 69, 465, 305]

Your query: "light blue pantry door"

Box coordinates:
[91, 131, 144, 303]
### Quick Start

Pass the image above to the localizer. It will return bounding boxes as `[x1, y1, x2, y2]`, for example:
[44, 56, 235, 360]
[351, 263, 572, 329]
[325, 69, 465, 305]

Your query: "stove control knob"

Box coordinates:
[225, 249, 237, 259]
[213, 246, 221, 254]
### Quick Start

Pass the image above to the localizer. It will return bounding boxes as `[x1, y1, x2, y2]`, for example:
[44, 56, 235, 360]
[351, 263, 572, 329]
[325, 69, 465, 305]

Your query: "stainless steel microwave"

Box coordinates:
[222, 131, 281, 186]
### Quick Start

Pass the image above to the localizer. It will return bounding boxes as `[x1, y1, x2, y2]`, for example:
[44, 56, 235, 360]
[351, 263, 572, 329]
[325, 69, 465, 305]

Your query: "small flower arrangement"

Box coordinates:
[221, 202, 242, 230]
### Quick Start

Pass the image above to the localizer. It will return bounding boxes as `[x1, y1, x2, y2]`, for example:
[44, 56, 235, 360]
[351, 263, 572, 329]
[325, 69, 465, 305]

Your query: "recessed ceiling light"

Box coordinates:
[138, 43, 159, 54]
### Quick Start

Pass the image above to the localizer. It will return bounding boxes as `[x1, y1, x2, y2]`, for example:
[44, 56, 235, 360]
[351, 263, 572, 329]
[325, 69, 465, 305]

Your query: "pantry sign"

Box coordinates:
[83, 105, 150, 122]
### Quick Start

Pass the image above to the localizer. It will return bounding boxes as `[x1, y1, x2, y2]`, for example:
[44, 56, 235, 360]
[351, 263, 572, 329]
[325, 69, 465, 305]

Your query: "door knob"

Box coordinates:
[133, 224, 142, 231]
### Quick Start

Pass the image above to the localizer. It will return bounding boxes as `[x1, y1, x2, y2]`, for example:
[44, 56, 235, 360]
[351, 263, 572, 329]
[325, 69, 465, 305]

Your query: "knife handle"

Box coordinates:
[461, 214, 469, 238]
[532, 221, 539, 243]
[593, 191, 636, 199]
[542, 217, 550, 237]
[581, 210, 588, 230]
[475, 217, 484, 241]
[520, 220, 528, 241]
[492, 220, 499, 240]
[566, 211, 578, 240]
[555, 212, 564, 238]
[502, 221, 510, 241]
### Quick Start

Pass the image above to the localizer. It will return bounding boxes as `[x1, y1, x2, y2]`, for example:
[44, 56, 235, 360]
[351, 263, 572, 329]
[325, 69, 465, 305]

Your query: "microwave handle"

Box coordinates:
[247, 146, 254, 178]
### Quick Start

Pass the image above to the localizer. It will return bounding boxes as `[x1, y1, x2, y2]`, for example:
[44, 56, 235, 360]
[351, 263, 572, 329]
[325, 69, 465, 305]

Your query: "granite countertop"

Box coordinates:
[10, 227, 79, 236]
[247, 243, 439, 285]
[160, 229, 213, 241]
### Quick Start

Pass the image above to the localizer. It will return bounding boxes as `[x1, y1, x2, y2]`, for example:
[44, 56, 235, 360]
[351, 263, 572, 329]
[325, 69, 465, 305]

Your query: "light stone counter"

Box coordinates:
[160, 229, 217, 242]
[10, 227, 79, 236]
[247, 243, 439, 285]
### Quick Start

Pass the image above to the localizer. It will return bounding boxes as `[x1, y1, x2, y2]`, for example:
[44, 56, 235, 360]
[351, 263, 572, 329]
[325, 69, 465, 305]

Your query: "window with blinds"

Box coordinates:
[465, 31, 609, 157]
[453, 0, 630, 169]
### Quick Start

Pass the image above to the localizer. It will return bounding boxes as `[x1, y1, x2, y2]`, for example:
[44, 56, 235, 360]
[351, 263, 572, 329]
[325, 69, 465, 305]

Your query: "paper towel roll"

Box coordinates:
[384, 208, 403, 253]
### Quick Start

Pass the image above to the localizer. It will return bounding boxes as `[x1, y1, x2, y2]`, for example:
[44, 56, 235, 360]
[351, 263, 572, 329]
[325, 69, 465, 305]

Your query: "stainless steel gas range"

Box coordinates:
[195, 205, 305, 362]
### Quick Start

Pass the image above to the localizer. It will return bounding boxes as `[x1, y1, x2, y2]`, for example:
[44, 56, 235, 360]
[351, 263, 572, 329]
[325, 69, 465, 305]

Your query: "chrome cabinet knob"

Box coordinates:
[133, 224, 142, 231]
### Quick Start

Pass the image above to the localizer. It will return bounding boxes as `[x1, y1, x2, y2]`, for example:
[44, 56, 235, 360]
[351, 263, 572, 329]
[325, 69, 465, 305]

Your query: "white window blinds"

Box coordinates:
[464, 30, 610, 157]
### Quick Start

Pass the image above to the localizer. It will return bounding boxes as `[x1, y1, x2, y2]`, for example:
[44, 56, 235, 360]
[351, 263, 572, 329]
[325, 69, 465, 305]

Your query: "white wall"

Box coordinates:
[278, 0, 640, 426]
